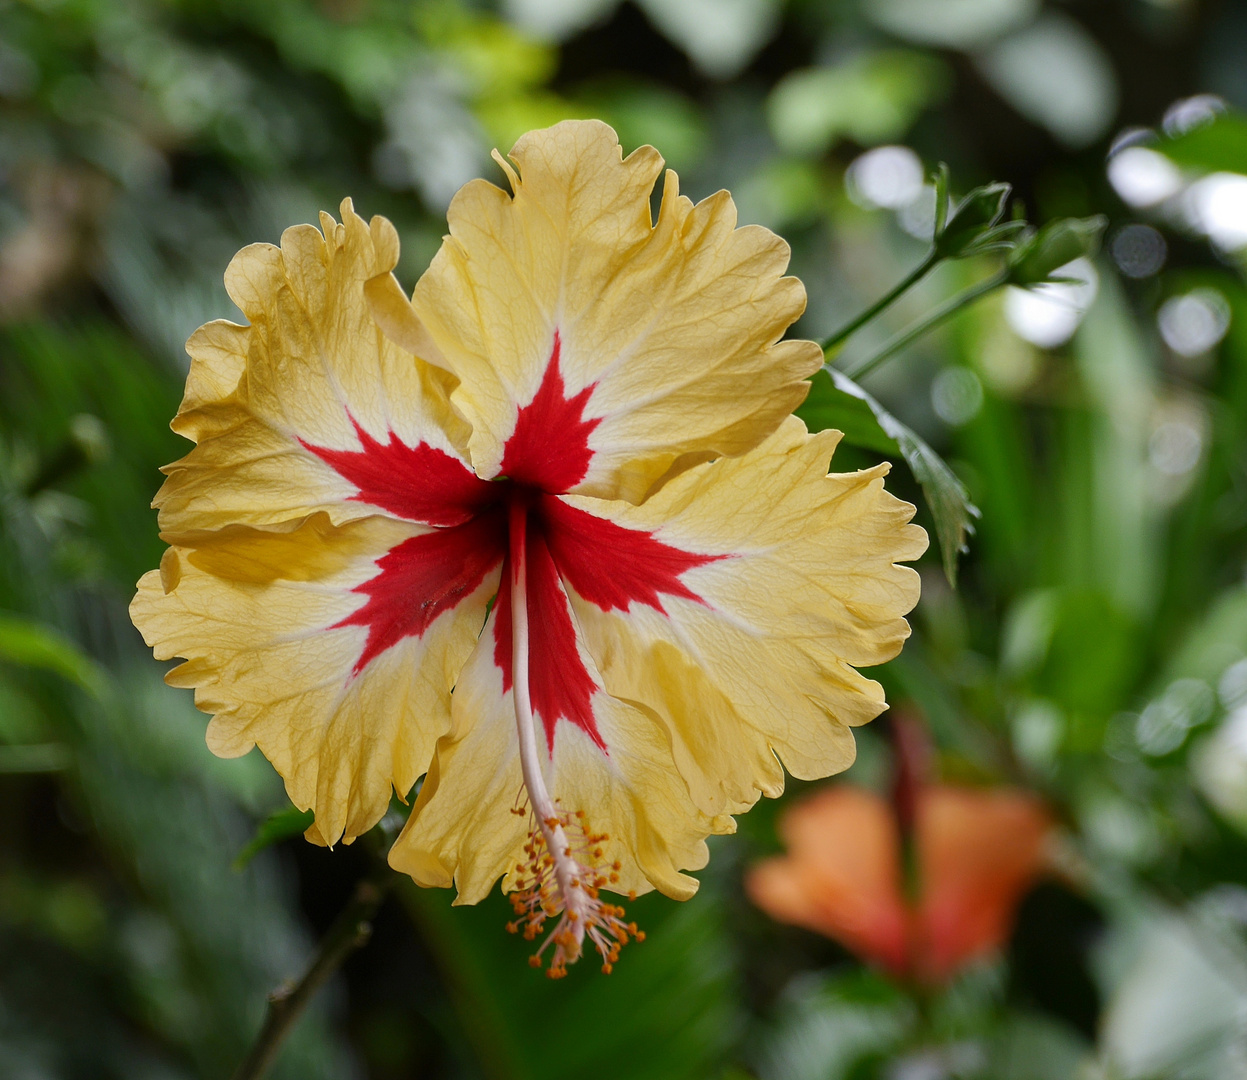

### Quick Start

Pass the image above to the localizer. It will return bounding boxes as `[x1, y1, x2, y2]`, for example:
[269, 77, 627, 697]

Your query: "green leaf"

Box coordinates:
[1161, 112, 1247, 175]
[1007, 215, 1107, 285]
[935, 181, 1012, 258]
[754, 968, 911, 1080]
[24, 413, 111, 497]
[232, 805, 316, 870]
[400, 876, 739, 1080]
[767, 49, 949, 156]
[1163, 584, 1247, 688]
[0, 614, 108, 699]
[0, 743, 73, 774]
[813, 370, 979, 584]
[797, 372, 899, 456]
[932, 162, 951, 237]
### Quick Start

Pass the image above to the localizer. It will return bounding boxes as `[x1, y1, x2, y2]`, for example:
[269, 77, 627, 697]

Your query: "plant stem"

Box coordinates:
[230, 875, 390, 1080]
[841, 268, 1009, 381]
[821, 249, 939, 356]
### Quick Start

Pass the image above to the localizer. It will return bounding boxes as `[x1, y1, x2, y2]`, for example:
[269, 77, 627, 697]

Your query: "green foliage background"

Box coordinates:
[1, 0, 1246, 1077]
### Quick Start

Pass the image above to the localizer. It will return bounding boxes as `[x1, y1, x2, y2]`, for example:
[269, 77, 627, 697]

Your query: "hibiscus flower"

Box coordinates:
[747, 781, 1053, 984]
[131, 120, 926, 975]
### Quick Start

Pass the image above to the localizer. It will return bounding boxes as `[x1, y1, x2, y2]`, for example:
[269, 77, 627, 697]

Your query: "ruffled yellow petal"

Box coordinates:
[387, 119, 821, 500]
[133, 200, 497, 845]
[389, 599, 726, 905]
[131, 517, 499, 846]
[157, 199, 466, 535]
[562, 416, 927, 820]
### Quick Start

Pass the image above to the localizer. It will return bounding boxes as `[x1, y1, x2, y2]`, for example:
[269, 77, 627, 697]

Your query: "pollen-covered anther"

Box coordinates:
[507, 809, 641, 978]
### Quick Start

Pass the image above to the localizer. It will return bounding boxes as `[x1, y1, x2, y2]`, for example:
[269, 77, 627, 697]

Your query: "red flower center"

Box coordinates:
[301, 332, 722, 756]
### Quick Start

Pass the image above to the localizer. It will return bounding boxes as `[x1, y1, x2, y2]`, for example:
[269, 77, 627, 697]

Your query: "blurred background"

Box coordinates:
[2, 0, 1246, 1077]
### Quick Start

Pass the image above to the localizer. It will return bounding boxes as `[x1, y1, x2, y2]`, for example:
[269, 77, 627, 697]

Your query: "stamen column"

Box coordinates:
[508, 496, 591, 961]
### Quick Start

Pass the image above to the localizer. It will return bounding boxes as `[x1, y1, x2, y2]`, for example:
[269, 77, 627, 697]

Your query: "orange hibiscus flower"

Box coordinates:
[747, 780, 1053, 984]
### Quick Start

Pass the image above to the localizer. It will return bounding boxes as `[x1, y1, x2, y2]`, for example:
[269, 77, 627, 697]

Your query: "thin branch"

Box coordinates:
[821, 249, 940, 357]
[231, 875, 390, 1080]
[840, 268, 1010, 381]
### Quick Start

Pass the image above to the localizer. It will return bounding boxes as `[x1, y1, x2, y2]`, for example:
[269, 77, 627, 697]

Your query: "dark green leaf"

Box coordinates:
[932, 162, 951, 237]
[798, 371, 900, 455]
[822, 370, 979, 584]
[936, 181, 1011, 258]
[1007, 216, 1107, 285]
[232, 805, 316, 870]
[0, 615, 108, 699]
[400, 875, 738, 1080]
[0, 743, 73, 773]
[1161, 112, 1247, 175]
[25, 413, 111, 497]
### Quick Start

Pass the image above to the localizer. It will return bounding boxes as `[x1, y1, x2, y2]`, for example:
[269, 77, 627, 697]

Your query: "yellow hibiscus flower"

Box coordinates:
[130, 119, 926, 976]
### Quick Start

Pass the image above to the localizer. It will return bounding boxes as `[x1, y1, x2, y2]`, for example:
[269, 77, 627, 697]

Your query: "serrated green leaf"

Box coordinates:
[798, 372, 900, 455]
[0, 614, 108, 699]
[822, 370, 979, 584]
[232, 805, 316, 870]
